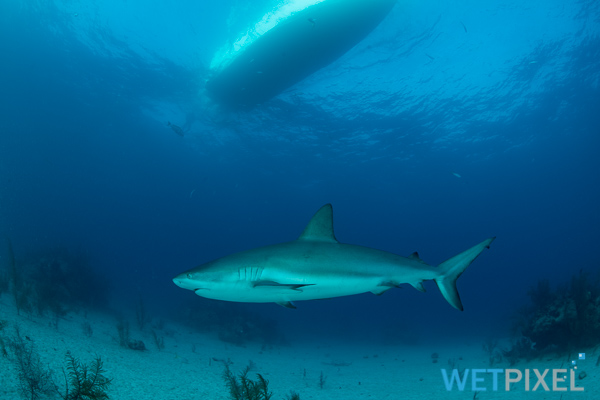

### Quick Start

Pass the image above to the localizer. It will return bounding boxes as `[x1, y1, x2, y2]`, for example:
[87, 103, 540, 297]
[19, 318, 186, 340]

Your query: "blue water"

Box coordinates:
[1, 0, 599, 346]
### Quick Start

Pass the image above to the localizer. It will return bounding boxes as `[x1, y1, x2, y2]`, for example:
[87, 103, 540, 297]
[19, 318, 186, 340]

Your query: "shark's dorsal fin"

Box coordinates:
[409, 252, 426, 264]
[298, 204, 339, 243]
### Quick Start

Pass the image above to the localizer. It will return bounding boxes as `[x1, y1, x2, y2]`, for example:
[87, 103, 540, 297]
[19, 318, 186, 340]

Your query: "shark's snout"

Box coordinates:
[173, 275, 208, 293]
[172, 277, 185, 289]
[172, 276, 195, 290]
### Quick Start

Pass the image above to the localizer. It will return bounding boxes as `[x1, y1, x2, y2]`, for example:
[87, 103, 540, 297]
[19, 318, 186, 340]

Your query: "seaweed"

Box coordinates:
[447, 358, 466, 379]
[116, 317, 130, 348]
[5, 325, 55, 400]
[59, 351, 112, 400]
[135, 297, 149, 331]
[507, 269, 600, 362]
[7, 238, 18, 294]
[151, 330, 164, 351]
[0, 320, 7, 357]
[502, 336, 536, 365]
[223, 363, 272, 400]
[482, 337, 502, 366]
[7, 239, 33, 316]
[32, 248, 109, 312]
[527, 279, 553, 309]
[318, 371, 326, 389]
[0, 244, 8, 295]
[3, 326, 111, 400]
[33, 257, 70, 327]
[5, 244, 110, 319]
[81, 322, 93, 338]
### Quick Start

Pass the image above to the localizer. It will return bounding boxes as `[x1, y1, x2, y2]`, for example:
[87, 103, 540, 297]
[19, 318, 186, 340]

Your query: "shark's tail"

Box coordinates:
[434, 237, 495, 311]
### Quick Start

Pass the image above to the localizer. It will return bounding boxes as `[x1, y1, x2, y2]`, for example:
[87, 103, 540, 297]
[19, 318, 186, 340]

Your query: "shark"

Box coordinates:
[173, 204, 495, 310]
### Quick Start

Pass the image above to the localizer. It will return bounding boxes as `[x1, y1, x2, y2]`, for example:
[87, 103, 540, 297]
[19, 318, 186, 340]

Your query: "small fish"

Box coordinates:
[459, 21, 467, 33]
[308, 18, 316, 29]
[168, 121, 184, 137]
[426, 53, 435, 61]
[452, 172, 462, 178]
[322, 361, 353, 367]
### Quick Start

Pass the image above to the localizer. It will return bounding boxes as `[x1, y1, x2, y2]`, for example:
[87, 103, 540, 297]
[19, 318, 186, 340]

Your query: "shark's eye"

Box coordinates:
[187, 273, 193, 279]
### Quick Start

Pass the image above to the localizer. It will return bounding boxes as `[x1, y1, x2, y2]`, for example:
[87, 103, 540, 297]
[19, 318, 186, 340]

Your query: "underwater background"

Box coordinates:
[0, 0, 599, 398]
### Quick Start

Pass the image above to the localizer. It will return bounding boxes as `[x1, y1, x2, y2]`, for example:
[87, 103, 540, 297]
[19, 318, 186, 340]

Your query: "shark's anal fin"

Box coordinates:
[253, 280, 314, 291]
[276, 301, 297, 309]
[298, 204, 339, 243]
[411, 282, 426, 292]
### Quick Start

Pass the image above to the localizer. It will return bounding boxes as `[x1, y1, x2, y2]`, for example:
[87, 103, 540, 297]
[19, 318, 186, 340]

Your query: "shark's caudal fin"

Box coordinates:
[434, 237, 495, 311]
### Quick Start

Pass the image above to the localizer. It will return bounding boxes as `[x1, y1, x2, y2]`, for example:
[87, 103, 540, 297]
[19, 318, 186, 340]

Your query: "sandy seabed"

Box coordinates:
[0, 294, 597, 400]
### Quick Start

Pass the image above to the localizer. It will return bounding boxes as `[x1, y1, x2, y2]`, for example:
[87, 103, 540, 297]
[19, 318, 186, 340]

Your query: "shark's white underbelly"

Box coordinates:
[196, 274, 385, 303]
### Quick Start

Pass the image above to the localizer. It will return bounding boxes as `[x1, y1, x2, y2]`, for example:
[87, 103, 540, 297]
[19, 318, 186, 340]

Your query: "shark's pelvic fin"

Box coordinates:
[411, 282, 426, 292]
[297, 204, 339, 243]
[372, 280, 401, 295]
[371, 287, 393, 296]
[435, 237, 496, 311]
[277, 301, 297, 309]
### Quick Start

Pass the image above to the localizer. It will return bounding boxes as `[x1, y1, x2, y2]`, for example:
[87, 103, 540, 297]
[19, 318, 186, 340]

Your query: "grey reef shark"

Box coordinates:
[173, 204, 495, 310]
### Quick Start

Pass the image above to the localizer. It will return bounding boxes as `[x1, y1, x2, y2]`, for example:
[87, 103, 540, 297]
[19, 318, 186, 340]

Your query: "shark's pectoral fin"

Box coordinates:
[253, 280, 314, 291]
[276, 301, 297, 309]
[372, 281, 402, 296]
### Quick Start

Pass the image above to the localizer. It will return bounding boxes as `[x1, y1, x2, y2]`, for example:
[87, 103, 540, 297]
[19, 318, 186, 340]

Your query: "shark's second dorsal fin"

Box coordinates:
[409, 252, 426, 264]
[298, 204, 339, 243]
